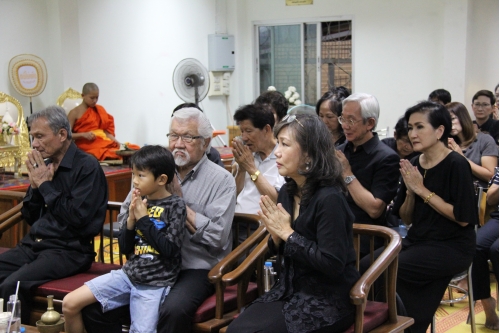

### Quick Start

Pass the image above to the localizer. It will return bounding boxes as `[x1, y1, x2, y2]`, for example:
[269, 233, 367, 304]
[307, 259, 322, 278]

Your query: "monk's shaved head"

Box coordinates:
[82, 83, 99, 95]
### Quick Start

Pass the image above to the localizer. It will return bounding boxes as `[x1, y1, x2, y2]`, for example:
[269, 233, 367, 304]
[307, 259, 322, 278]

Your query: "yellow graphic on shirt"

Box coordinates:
[134, 205, 165, 256]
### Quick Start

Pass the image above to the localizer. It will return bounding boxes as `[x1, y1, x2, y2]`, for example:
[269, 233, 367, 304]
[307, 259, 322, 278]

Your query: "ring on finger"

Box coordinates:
[406, 171, 410, 175]
[33, 163, 38, 168]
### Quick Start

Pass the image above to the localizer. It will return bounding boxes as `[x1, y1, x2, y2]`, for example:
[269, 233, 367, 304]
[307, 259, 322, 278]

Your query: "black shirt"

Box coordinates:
[338, 133, 400, 226]
[474, 116, 499, 145]
[21, 142, 108, 254]
[207, 147, 224, 168]
[393, 152, 477, 251]
[334, 134, 346, 147]
[381, 137, 420, 161]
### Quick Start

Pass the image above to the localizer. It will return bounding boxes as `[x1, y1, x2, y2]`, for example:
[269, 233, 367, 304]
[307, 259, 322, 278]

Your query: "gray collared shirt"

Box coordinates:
[176, 154, 236, 270]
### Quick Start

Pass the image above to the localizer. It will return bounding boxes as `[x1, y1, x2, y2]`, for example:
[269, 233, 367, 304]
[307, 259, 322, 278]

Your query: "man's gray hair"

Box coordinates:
[342, 93, 380, 130]
[170, 107, 213, 148]
[28, 106, 72, 140]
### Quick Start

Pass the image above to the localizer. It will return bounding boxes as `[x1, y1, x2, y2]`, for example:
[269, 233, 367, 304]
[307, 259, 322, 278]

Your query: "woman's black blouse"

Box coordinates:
[256, 185, 359, 333]
[393, 152, 477, 251]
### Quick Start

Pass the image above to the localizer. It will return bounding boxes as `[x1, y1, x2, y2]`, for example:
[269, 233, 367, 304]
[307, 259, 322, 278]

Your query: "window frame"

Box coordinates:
[253, 15, 354, 103]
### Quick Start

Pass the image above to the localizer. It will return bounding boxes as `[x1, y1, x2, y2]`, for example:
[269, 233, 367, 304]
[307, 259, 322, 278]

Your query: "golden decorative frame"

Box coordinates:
[9, 54, 48, 97]
[0, 92, 31, 168]
[56, 87, 82, 107]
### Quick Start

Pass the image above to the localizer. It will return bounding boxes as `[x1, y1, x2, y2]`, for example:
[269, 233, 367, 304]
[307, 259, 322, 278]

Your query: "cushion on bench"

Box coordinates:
[343, 301, 389, 333]
[35, 262, 122, 299]
[192, 282, 259, 323]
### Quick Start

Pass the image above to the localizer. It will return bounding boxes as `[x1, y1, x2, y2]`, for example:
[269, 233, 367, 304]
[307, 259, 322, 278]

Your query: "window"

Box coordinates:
[255, 19, 352, 106]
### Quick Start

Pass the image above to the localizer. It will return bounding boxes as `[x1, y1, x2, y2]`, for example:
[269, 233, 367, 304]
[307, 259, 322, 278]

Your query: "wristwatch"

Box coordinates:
[250, 170, 261, 182]
[344, 175, 356, 185]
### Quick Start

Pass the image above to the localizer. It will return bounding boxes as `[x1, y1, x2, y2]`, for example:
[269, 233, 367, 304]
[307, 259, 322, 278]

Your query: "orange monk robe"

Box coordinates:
[72, 105, 124, 161]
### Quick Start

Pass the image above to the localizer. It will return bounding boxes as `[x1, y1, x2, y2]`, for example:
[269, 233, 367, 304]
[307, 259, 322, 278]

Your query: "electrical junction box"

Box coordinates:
[208, 34, 235, 72]
[208, 71, 231, 97]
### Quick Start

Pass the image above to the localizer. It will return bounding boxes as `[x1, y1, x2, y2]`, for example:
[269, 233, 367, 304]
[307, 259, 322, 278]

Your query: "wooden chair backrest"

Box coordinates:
[351, 223, 402, 333]
[0, 193, 123, 265]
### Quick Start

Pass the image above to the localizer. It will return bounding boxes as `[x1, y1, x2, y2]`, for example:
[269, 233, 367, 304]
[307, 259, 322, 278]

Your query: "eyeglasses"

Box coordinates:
[166, 133, 203, 143]
[338, 116, 363, 127]
[473, 103, 491, 109]
[282, 114, 304, 128]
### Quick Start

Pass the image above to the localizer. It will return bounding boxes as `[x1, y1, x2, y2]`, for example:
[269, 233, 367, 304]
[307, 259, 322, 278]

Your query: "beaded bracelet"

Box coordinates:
[424, 192, 435, 204]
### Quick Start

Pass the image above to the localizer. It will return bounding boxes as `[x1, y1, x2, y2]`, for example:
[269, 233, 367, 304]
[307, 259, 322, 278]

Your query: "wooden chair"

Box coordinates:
[191, 213, 268, 333]
[219, 223, 414, 333]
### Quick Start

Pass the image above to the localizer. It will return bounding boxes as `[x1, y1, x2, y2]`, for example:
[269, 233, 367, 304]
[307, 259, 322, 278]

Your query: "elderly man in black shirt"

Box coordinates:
[336, 93, 400, 256]
[0, 106, 108, 323]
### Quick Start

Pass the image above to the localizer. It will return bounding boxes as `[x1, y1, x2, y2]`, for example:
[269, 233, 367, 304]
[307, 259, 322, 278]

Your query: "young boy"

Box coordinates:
[62, 145, 186, 333]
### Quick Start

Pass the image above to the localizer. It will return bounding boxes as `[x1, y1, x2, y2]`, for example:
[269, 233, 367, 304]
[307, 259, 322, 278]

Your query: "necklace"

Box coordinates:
[423, 169, 427, 179]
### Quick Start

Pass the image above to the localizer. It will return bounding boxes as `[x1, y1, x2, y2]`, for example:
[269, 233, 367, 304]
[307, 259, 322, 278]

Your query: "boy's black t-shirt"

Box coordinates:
[119, 194, 186, 287]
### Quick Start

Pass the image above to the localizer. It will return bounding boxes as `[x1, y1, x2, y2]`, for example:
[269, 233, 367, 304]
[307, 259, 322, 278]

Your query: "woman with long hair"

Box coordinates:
[446, 102, 498, 188]
[227, 114, 359, 333]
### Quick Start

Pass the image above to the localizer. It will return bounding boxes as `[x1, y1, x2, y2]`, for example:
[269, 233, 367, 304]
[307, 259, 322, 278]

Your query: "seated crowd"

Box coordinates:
[0, 85, 497, 333]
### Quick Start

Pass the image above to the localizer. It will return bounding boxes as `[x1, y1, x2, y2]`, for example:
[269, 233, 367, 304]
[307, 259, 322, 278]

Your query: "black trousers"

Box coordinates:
[82, 269, 214, 333]
[0, 237, 93, 323]
[360, 239, 473, 333]
[472, 218, 499, 300]
[226, 300, 354, 333]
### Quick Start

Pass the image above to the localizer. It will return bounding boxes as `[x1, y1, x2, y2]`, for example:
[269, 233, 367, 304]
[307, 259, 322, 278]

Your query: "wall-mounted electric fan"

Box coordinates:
[172, 58, 210, 106]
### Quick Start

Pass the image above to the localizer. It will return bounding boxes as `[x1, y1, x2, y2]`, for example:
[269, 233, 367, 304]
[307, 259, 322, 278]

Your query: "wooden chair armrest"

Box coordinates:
[208, 225, 267, 283]
[0, 203, 24, 236]
[0, 190, 26, 201]
[350, 224, 401, 305]
[232, 213, 261, 227]
[107, 201, 122, 209]
[222, 235, 269, 285]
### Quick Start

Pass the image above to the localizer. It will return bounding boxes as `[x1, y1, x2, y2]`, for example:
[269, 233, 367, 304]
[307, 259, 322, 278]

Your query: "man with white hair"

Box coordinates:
[335, 93, 399, 257]
[81, 107, 237, 333]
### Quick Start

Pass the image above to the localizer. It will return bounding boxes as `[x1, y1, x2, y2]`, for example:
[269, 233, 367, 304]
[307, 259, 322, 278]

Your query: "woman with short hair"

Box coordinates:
[393, 101, 478, 332]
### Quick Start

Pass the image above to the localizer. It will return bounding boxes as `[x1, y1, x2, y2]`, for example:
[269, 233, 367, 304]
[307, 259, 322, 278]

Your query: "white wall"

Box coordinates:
[0, 0, 53, 115]
[239, 0, 499, 131]
[465, 0, 499, 105]
[71, 0, 232, 146]
[0, 0, 497, 146]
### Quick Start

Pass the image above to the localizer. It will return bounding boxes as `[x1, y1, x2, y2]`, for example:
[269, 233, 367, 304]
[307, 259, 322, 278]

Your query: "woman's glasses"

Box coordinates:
[282, 114, 304, 128]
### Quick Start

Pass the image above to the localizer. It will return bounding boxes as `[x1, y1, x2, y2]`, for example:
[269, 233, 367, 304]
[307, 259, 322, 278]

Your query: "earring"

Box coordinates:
[305, 161, 311, 171]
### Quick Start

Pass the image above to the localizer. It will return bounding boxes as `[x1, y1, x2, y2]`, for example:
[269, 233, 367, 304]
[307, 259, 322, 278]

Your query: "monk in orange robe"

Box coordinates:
[68, 83, 138, 161]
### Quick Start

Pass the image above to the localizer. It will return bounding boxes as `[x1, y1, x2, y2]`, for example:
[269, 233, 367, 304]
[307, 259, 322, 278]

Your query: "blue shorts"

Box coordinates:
[85, 269, 170, 333]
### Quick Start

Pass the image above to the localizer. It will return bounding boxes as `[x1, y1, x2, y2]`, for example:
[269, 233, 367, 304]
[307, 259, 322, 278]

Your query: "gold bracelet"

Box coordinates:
[424, 192, 435, 204]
